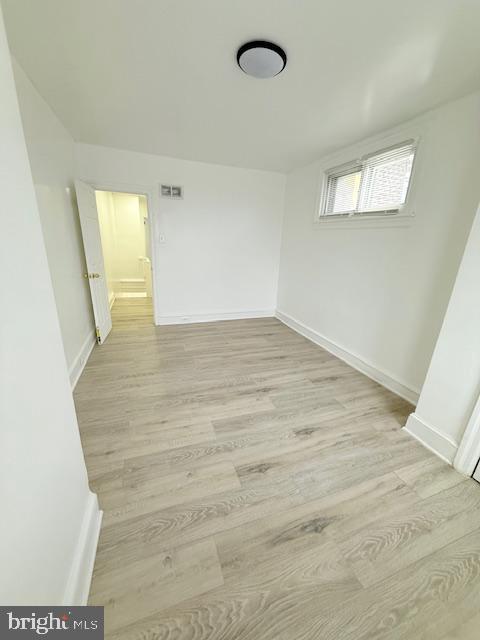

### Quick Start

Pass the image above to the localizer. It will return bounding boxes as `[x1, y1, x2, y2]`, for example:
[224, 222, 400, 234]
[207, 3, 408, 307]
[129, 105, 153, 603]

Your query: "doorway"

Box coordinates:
[94, 190, 154, 326]
[76, 179, 156, 343]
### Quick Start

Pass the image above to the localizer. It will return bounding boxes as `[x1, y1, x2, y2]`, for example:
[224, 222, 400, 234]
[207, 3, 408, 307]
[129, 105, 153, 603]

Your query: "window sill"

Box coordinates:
[314, 211, 415, 229]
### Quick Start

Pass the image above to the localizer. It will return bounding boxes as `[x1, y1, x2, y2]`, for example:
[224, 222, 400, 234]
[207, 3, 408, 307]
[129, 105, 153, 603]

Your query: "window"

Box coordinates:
[321, 140, 416, 218]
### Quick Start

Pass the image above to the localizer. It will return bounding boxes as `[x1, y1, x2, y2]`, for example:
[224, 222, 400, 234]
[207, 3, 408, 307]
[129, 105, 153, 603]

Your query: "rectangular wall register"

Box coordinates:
[160, 184, 183, 199]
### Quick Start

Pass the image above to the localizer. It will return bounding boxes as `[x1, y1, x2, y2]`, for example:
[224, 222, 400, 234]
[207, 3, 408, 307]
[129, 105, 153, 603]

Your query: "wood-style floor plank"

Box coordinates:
[74, 298, 479, 638]
[101, 460, 241, 526]
[90, 537, 223, 633]
[395, 456, 466, 498]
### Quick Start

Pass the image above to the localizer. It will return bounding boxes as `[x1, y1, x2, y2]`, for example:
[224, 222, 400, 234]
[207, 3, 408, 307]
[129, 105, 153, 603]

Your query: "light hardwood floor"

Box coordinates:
[74, 298, 480, 640]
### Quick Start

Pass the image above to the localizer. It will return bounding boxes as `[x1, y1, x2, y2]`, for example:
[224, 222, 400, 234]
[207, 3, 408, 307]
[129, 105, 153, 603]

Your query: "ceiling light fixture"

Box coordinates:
[237, 40, 287, 79]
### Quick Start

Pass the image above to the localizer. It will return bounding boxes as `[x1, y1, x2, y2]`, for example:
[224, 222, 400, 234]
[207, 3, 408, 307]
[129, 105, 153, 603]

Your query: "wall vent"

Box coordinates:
[161, 184, 183, 199]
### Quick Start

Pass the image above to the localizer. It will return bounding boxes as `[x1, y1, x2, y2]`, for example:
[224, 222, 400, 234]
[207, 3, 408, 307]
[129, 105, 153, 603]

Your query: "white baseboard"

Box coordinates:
[63, 492, 103, 605]
[404, 413, 458, 464]
[275, 309, 419, 405]
[69, 330, 96, 390]
[156, 309, 275, 326]
[115, 292, 147, 298]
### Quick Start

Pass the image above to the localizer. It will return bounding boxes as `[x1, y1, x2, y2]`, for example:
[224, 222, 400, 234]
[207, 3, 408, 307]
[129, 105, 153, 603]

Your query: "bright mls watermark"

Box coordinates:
[0, 608, 103, 639]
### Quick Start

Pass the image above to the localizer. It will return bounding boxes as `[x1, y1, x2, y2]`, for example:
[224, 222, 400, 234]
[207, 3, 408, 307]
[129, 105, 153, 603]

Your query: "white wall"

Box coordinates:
[12, 60, 95, 384]
[0, 7, 100, 604]
[110, 192, 146, 281]
[405, 203, 480, 463]
[277, 92, 480, 402]
[75, 143, 286, 323]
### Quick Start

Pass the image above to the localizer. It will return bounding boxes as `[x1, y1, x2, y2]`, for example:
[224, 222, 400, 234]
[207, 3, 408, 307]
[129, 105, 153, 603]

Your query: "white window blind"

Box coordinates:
[325, 165, 362, 215]
[322, 140, 416, 217]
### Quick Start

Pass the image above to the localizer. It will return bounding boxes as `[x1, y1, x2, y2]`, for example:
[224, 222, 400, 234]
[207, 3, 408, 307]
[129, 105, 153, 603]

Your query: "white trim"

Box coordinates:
[315, 212, 416, 229]
[63, 492, 103, 605]
[69, 330, 96, 389]
[404, 413, 459, 464]
[275, 309, 419, 404]
[454, 394, 480, 476]
[115, 292, 148, 298]
[157, 309, 275, 325]
[109, 292, 115, 309]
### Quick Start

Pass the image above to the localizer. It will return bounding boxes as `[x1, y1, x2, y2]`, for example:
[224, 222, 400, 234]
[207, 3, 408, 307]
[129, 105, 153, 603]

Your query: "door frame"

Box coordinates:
[84, 180, 160, 324]
[454, 393, 480, 476]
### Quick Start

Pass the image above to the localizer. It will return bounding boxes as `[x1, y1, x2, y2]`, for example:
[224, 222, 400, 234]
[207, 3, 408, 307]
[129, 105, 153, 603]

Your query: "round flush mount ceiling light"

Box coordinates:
[237, 41, 287, 78]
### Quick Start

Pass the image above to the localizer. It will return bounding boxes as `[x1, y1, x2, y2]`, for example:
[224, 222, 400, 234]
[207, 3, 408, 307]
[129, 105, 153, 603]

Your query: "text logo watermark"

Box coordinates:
[0, 607, 103, 639]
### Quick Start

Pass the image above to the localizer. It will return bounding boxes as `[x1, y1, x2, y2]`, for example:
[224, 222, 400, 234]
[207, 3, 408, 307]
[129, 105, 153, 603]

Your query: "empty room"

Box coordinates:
[2, 1, 480, 639]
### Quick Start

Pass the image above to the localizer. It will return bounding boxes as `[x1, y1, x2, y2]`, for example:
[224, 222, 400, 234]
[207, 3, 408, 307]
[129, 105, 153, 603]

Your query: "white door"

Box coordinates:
[75, 180, 112, 344]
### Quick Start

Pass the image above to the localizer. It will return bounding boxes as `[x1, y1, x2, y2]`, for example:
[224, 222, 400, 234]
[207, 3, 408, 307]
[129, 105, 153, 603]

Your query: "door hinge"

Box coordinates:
[95, 326, 101, 344]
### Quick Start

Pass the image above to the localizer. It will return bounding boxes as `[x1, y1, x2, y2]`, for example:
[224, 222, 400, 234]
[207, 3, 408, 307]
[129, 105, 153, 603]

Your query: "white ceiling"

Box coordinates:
[3, 0, 480, 172]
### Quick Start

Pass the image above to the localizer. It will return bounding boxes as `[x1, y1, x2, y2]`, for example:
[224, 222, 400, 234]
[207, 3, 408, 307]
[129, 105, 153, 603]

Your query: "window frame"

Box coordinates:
[317, 137, 419, 223]
[322, 161, 363, 217]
